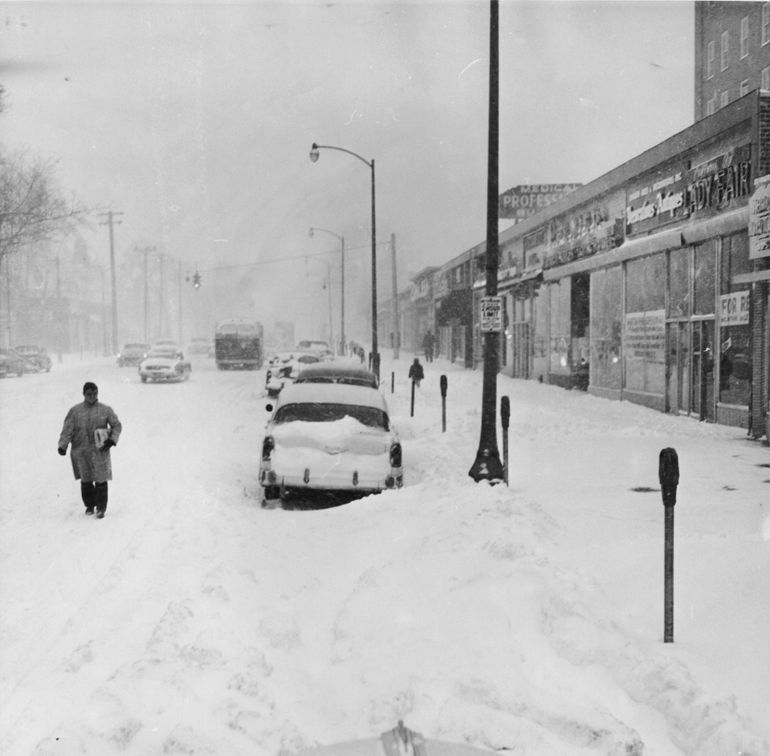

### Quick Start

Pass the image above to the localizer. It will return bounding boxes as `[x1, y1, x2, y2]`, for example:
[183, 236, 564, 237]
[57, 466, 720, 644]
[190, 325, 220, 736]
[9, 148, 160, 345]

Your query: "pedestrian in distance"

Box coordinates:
[58, 382, 122, 519]
[422, 330, 436, 362]
[408, 357, 425, 387]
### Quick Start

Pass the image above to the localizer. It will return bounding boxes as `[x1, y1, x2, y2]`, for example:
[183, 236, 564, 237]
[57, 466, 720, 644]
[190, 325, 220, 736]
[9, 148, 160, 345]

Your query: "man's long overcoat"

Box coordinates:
[58, 401, 122, 482]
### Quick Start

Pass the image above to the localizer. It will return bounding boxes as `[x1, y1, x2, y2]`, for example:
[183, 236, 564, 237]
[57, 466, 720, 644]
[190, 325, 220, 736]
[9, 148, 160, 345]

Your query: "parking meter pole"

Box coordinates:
[410, 379, 415, 417]
[391, 371, 394, 394]
[440, 375, 448, 433]
[658, 447, 679, 644]
[501, 396, 510, 485]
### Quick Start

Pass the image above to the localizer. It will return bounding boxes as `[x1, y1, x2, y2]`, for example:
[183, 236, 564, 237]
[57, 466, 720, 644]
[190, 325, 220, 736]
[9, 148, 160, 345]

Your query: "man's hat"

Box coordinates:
[83, 382, 98, 393]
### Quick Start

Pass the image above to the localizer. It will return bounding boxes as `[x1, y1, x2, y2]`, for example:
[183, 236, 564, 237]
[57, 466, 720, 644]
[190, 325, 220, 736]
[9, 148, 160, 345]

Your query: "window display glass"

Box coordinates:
[590, 266, 622, 390]
[718, 233, 750, 406]
[549, 279, 571, 376]
[624, 255, 666, 395]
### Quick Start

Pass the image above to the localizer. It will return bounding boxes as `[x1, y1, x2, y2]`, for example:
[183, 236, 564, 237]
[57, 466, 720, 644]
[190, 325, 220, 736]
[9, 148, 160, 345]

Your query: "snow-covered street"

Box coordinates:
[1, 352, 768, 755]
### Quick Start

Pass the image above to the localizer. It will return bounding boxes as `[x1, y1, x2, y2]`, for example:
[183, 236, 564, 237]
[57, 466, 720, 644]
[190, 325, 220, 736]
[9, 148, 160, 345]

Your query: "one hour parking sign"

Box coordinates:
[480, 296, 503, 332]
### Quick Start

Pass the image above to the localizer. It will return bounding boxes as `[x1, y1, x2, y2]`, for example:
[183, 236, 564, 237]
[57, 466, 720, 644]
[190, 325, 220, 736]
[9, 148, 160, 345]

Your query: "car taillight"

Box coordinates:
[262, 435, 274, 461]
[389, 442, 402, 468]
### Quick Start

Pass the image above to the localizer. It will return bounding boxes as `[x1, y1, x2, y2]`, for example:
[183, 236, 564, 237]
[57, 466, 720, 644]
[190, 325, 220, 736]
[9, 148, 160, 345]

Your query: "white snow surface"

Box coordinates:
[1, 352, 769, 755]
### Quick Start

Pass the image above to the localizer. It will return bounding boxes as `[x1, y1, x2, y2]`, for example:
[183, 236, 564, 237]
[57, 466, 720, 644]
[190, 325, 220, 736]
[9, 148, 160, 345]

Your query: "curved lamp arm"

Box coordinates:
[310, 142, 373, 169]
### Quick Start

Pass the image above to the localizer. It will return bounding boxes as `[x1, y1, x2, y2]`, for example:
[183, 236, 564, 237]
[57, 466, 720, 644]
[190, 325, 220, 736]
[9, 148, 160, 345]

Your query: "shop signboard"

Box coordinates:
[623, 310, 665, 362]
[625, 167, 688, 235]
[499, 184, 582, 222]
[748, 175, 770, 260]
[479, 296, 503, 332]
[719, 290, 750, 326]
[686, 143, 752, 218]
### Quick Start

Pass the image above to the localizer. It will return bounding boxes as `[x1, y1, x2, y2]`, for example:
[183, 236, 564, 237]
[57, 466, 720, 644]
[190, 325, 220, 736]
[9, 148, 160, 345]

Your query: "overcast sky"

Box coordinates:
[0, 0, 693, 331]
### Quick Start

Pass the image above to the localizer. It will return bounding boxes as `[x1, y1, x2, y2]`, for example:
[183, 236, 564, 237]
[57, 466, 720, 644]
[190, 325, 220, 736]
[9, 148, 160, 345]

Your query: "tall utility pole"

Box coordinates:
[469, 0, 504, 483]
[391, 233, 400, 359]
[136, 245, 156, 344]
[98, 210, 123, 354]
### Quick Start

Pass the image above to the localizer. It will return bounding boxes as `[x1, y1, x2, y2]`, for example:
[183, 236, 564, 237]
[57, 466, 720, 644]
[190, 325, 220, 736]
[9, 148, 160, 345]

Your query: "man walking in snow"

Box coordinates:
[58, 382, 122, 518]
[408, 357, 425, 387]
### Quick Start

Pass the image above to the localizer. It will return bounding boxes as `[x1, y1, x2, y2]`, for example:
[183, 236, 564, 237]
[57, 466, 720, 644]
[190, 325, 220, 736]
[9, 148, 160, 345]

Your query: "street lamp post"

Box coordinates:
[309, 226, 346, 355]
[309, 142, 378, 379]
[469, 0, 505, 483]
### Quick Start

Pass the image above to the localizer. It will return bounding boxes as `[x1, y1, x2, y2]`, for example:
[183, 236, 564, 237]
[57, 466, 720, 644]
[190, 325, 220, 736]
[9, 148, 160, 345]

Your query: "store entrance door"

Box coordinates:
[667, 322, 690, 415]
[691, 320, 715, 422]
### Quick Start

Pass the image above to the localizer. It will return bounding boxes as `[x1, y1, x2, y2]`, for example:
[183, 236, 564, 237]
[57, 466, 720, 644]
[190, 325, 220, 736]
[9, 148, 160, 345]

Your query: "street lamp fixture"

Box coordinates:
[308, 142, 378, 379]
[309, 226, 346, 355]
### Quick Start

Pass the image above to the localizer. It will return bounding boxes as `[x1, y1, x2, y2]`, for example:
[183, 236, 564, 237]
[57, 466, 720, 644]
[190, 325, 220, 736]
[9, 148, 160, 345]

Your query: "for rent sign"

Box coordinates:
[499, 184, 581, 222]
[720, 291, 750, 326]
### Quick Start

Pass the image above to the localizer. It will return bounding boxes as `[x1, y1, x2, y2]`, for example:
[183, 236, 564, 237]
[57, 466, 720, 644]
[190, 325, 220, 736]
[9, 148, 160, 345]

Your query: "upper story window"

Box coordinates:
[706, 93, 717, 116]
[762, 65, 770, 90]
[707, 40, 715, 78]
[740, 16, 749, 58]
[740, 79, 750, 96]
[720, 90, 729, 108]
[721, 30, 729, 71]
[763, 3, 770, 45]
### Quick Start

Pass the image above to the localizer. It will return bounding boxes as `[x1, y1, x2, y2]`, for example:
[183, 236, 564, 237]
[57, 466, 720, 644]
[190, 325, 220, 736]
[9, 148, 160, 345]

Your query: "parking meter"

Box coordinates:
[440, 374, 447, 398]
[658, 447, 679, 506]
[500, 395, 510, 430]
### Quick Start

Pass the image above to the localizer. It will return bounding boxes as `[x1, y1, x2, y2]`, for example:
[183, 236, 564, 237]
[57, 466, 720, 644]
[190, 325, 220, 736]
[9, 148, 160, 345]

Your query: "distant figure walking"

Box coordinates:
[422, 330, 436, 363]
[58, 382, 122, 518]
[408, 357, 425, 387]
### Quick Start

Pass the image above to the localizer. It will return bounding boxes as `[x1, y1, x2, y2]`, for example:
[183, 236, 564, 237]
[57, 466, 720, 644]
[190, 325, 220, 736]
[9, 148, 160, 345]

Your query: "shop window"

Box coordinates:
[626, 254, 665, 312]
[721, 90, 729, 108]
[719, 234, 751, 406]
[740, 79, 750, 96]
[694, 241, 716, 315]
[669, 248, 691, 317]
[762, 66, 770, 90]
[549, 279, 571, 376]
[590, 267, 622, 390]
[707, 94, 717, 116]
[625, 255, 666, 396]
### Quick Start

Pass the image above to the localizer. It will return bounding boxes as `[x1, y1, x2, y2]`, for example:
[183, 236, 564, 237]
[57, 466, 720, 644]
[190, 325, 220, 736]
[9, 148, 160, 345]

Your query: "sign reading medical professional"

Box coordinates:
[499, 184, 582, 222]
[749, 175, 770, 260]
[479, 296, 503, 332]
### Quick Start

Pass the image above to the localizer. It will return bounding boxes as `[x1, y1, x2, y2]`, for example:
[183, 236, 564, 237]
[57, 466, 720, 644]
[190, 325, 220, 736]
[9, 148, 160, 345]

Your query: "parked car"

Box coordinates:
[0, 348, 30, 377]
[138, 347, 192, 383]
[188, 337, 214, 357]
[259, 382, 403, 505]
[294, 360, 379, 388]
[116, 342, 150, 367]
[296, 339, 333, 358]
[265, 351, 321, 397]
[152, 338, 180, 350]
[14, 345, 52, 372]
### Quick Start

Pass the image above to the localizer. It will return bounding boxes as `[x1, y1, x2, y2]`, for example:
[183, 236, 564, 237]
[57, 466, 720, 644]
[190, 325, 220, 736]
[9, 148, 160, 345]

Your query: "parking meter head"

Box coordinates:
[658, 447, 679, 506]
[500, 395, 510, 428]
[440, 374, 447, 397]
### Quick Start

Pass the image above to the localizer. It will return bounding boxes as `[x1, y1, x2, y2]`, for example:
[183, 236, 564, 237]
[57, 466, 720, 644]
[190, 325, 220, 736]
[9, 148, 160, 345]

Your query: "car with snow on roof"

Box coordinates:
[259, 382, 402, 506]
[138, 346, 192, 383]
[14, 344, 52, 372]
[265, 350, 322, 398]
[294, 359, 378, 388]
[116, 342, 150, 367]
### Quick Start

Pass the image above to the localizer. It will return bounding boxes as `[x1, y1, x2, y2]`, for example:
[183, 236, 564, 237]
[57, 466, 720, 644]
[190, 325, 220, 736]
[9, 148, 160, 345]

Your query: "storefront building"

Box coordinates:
[495, 90, 769, 437]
